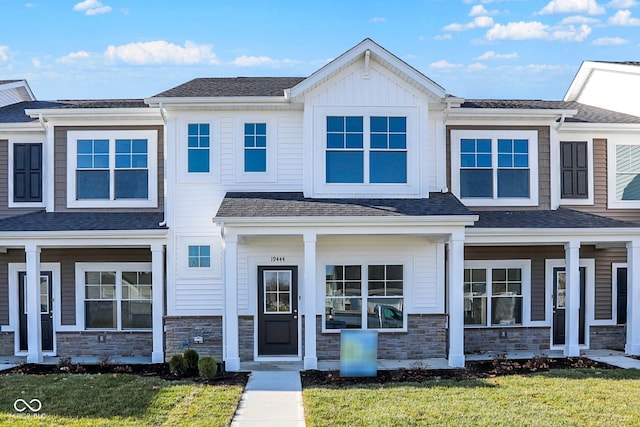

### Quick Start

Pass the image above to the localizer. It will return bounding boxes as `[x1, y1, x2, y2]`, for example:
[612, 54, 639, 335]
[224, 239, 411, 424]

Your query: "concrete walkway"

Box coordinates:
[231, 370, 305, 427]
[584, 349, 640, 369]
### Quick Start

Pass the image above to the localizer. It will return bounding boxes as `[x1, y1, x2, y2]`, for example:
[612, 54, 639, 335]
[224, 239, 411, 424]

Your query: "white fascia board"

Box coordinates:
[447, 108, 577, 120]
[0, 230, 167, 248]
[0, 122, 43, 133]
[289, 38, 446, 100]
[558, 122, 640, 132]
[145, 96, 290, 108]
[25, 107, 162, 121]
[0, 80, 36, 101]
[214, 214, 478, 228]
[466, 227, 640, 245]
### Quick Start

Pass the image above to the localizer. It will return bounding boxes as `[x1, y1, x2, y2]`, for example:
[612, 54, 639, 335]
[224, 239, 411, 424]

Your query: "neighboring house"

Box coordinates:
[1, 39, 640, 369]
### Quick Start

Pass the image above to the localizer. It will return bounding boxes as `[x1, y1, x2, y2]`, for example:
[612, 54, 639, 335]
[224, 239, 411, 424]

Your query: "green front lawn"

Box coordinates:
[303, 369, 640, 427]
[0, 373, 243, 426]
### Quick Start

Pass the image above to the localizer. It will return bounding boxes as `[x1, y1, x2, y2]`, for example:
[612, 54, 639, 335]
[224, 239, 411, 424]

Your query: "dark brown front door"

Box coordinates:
[19, 271, 54, 352]
[257, 266, 298, 356]
[552, 267, 585, 346]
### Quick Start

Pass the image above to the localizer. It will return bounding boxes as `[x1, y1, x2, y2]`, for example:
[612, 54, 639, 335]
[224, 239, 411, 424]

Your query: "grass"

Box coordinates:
[0, 373, 243, 426]
[303, 369, 640, 427]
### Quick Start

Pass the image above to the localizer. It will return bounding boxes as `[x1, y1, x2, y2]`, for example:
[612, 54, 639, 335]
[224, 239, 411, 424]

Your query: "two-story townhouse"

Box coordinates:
[146, 38, 640, 371]
[0, 80, 167, 363]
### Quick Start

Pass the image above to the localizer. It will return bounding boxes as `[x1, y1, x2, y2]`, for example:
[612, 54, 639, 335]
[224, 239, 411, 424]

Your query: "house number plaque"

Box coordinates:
[271, 256, 285, 262]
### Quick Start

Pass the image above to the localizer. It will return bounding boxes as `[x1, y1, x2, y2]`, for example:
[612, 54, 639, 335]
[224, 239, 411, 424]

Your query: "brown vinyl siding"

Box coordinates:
[0, 250, 27, 324]
[565, 138, 640, 224]
[53, 126, 164, 212]
[0, 140, 43, 219]
[447, 126, 551, 210]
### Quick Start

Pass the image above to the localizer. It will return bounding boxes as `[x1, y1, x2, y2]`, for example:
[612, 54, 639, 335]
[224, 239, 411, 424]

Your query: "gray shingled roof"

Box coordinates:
[0, 100, 148, 123]
[0, 80, 22, 85]
[153, 77, 306, 98]
[460, 99, 640, 124]
[216, 192, 472, 218]
[471, 209, 639, 229]
[0, 211, 166, 232]
[595, 61, 640, 66]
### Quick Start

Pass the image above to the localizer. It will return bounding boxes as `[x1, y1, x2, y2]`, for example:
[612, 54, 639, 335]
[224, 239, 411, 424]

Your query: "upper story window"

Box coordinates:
[188, 123, 210, 173]
[12, 143, 42, 204]
[451, 130, 538, 207]
[326, 116, 407, 184]
[610, 141, 640, 207]
[244, 123, 267, 172]
[67, 130, 158, 208]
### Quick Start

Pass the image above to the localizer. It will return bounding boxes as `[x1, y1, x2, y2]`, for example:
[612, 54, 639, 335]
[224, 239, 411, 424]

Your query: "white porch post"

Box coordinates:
[564, 240, 581, 357]
[626, 240, 640, 355]
[25, 244, 42, 363]
[303, 232, 318, 370]
[447, 235, 465, 368]
[151, 243, 165, 363]
[224, 233, 240, 371]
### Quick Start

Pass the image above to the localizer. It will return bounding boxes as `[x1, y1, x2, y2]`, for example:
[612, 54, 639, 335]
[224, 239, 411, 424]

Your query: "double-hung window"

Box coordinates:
[80, 263, 152, 330]
[188, 123, 210, 173]
[68, 130, 157, 208]
[326, 115, 407, 184]
[452, 130, 538, 206]
[609, 141, 640, 207]
[244, 123, 267, 172]
[325, 264, 404, 330]
[464, 261, 530, 327]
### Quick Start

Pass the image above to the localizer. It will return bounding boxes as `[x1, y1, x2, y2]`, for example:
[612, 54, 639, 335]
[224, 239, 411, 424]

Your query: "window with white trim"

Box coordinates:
[325, 264, 404, 330]
[244, 123, 267, 172]
[464, 261, 530, 327]
[188, 245, 211, 268]
[188, 123, 210, 173]
[614, 144, 640, 202]
[82, 266, 152, 330]
[452, 130, 538, 206]
[67, 130, 157, 208]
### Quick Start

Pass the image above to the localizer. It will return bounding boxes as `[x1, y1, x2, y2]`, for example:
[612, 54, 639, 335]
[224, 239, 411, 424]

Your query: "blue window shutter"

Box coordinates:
[14, 143, 42, 202]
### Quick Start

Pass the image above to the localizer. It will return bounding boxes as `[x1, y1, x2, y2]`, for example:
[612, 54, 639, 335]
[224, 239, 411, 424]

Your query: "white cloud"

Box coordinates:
[430, 60, 463, 69]
[539, 0, 606, 15]
[370, 17, 386, 23]
[73, 0, 112, 15]
[551, 23, 592, 40]
[31, 58, 41, 68]
[476, 51, 519, 60]
[231, 55, 300, 67]
[468, 63, 488, 71]
[559, 15, 600, 24]
[105, 40, 219, 65]
[608, 9, 640, 25]
[486, 21, 550, 40]
[434, 34, 452, 40]
[0, 46, 9, 61]
[443, 16, 494, 31]
[469, 5, 497, 16]
[58, 50, 91, 63]
[592, 36, 629, 44]
[607, 0, 638, 8]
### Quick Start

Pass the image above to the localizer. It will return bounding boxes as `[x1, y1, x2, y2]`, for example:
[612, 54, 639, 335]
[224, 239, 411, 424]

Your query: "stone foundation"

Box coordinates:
[464, 327, 550, 353]
[590, 325, 625, 350]
[239, 316, 254, 361]
[0, 332, 13, 356]
[164, 316, 223, 361]
[316, 314, 447, 360]
[56, 331, 152, 358]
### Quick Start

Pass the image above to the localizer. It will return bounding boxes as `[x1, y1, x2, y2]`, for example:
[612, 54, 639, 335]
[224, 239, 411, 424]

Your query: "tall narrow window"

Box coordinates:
[561, 141, 588, 199]
[244, 123, 267, 172]
[76, 139, 110, 199]
[121, 271, 152, 329]
[460, 138, 492, 198]
[326, 116, 364, 183]
[497, 139, 529, 198]
[188, 123, 210, 173]
[370, 117, 407, 183]
[13, 143, 42, 202]
[85, 271, 116, 328]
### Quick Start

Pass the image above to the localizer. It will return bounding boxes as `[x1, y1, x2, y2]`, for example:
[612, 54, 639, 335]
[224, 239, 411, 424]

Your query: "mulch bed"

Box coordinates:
[300, 356, 614, 387]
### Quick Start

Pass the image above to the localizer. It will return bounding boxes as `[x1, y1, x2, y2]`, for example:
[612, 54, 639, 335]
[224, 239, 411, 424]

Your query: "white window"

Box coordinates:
[463, 260, 531, 327]
[324, 264, 404, 331]
[178, 237, 220, 278]
[451, 130, 538, 206]
[77, 263, 152, 330]
[608, 139, 640, 208]
[67, 130, 158, 208]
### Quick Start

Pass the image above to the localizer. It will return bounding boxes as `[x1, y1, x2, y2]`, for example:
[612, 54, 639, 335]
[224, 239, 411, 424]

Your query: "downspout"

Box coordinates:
[555, 113, 567, 131]
[158, 102, 168, 227]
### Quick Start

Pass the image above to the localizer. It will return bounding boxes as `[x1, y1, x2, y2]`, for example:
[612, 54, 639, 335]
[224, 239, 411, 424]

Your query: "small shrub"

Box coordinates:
[198, 356, 218, 379]
[57, 356, 74, 372]
[169, 354, 187, 377]
[98, 355, 111, 371]
[183, 349, 200, 376]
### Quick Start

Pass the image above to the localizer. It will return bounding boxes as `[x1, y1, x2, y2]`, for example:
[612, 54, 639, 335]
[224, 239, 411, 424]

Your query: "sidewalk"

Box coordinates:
[231, 370, 305, 427]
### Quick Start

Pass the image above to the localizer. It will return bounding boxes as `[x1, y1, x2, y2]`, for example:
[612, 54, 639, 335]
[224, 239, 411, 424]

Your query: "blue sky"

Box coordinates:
[1, 0, 639, 101]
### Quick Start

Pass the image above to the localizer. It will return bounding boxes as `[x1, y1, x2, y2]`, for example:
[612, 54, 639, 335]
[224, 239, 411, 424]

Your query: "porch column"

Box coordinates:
[151, 243, 165, 363]
[447, 235, 465, 368]
[626, 240, 640, 355]
[564, 241, 581, 357]
[224, 233, 240, 371]
[303, 232, 318, 370]
[25, 244, 42, 363]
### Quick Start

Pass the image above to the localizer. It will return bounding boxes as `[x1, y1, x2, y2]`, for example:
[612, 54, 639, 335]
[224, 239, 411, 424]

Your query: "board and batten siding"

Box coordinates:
[53, 126, 164, 212]
[447, 126, 552, 210]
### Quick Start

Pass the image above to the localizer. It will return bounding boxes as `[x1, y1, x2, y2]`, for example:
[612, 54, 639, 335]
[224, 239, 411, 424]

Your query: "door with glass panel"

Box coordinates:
[552, 267, 585, 346]
[257, 266, 298, 356]
[18, 271, 54, 352]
